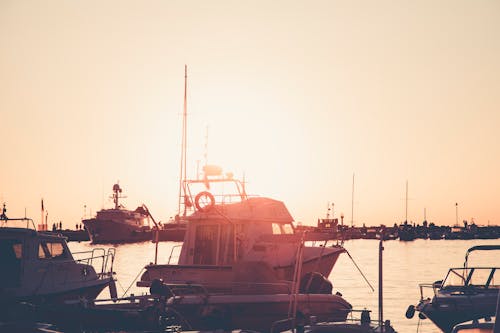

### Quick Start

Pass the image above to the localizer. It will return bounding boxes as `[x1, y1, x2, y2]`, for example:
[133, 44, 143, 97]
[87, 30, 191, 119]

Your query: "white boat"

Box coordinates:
[138, 67, 345, 292]
[82, 183, 153, 243]
[138, 172, 345, 293]
[406, 245, 500, 333]
[0, 204, 116, 312]
[134, 67, 349, 332]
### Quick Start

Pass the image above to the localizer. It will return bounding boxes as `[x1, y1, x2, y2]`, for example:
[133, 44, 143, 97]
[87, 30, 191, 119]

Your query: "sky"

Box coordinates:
[1, 0, 499, 228]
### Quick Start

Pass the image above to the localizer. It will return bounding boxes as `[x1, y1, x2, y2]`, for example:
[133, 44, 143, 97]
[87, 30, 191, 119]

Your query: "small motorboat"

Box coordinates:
[0, 203, 116, 319]
[406, 245, 499, 333]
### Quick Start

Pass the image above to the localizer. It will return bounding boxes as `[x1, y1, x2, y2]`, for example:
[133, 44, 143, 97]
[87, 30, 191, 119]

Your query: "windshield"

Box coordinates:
[443, 267, 499, 288]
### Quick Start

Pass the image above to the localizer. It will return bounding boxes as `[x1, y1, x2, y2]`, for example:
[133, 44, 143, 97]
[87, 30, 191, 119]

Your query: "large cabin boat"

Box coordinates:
[135, 68, 349, 331]
[138, 168, 345, 293]
[82, 184, 152, 243]
[0, 204, 116, 315]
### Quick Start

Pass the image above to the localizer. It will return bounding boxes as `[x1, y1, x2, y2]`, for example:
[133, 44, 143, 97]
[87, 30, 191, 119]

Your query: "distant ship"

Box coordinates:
[82, 184, 152, 244]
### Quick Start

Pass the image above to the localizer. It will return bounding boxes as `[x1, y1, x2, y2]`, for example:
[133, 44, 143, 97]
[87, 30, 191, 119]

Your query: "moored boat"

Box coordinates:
[0, 203, 116, 319]
[406, 245, 500, 332]
[138, 67, 345, 292]
[82, 183, 153, 244]
[137, 170, 345, 292]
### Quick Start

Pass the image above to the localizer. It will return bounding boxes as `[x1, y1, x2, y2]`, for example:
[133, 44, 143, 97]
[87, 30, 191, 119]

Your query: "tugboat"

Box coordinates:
[0, 203, 116, 317]
[406, 245, 499, 332]
[82, 183, 152, 243]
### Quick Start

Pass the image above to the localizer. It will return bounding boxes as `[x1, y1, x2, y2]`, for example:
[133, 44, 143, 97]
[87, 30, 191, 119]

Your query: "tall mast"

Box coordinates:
[178, 65, 188, 216]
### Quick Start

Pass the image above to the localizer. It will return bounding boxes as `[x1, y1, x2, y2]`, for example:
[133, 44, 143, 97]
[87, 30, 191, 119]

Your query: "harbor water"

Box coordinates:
[68, 238, 500, 333]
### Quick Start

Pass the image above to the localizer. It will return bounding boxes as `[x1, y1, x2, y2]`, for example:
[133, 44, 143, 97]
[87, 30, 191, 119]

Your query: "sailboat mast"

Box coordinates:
[178, 65, 188, 216]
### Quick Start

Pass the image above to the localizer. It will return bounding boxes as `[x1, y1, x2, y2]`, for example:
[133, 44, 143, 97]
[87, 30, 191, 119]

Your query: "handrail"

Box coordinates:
[0, 217, 37, 230]
[72, 248, 115, 277]
[419, 283, 438, 301]
[444, 267, 499, 287]
[168, 244, 182, 264]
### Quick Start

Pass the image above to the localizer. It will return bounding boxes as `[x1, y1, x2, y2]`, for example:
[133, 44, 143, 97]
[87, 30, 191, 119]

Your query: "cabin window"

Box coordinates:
[13, 243, 23, 259]
[38, 241, 67, 260]
[218, 225, 235, 265]
[272, 223, 294, 235]
[282, 224, 294, 234]
[193, 225, 218, 265]
[0, 239, 23, 286]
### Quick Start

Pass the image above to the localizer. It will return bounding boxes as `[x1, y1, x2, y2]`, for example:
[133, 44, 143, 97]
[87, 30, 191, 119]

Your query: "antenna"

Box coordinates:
[204, 125, 209, 168]
[40, 198, 45, 231]
[178, 65, 188, 216]
[351, 173, 355, 227]
[405, 180, 408, 223]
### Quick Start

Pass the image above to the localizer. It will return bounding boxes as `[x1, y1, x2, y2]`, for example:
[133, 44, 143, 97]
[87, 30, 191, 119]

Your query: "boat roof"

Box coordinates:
[464, 245, 500, 267]
[0, 217, 37, 230]
[190, 197, 293, 223]
[466, 245, 500, 254]
[0, 227, 38, 237]
[0, 226, 68, 241]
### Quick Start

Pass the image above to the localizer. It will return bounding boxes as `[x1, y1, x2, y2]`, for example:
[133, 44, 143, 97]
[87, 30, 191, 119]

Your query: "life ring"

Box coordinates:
[194, 191, 215, 212]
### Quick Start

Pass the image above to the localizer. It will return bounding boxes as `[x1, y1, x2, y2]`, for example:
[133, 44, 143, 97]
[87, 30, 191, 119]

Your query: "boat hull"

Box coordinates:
[83, 218, 151, 244]
[1, 278, 113, 321]
[167, 293, 352, 332]
[416, 290, 499, 333]
[138, 248, 343, 293]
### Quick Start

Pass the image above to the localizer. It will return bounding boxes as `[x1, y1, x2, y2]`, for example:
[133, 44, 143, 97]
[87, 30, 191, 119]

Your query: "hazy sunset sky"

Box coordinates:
[1, 0, 499, 227]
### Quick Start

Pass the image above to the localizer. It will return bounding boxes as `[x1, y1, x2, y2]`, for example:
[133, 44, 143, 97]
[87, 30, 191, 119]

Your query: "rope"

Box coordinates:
[345, 250, 375, 292]
[121, 267, 145, 298]
[115, 278, 127, 295]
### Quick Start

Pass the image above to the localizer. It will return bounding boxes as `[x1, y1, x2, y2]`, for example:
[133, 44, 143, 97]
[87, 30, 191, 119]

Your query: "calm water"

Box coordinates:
[68, 238, 500, 333]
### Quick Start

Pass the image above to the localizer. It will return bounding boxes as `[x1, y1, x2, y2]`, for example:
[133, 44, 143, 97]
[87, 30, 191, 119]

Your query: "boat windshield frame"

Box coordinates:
[464, 245, 500, 268]
[183, 177, 248, 208]
[0, 217, 37, 230]
[441, 267, 499, 289]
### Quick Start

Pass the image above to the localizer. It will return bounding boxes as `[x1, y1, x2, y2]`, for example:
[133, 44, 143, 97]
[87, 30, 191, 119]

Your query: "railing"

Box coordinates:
[443, 267, 499, 289]
[419, 266, 499, 300]
[0, 217, 37, 230]
[269, 309, 382, 333]
[419, 282, 440, 301]
[168, 244, 182, 264]
[72, 248, 116, 278]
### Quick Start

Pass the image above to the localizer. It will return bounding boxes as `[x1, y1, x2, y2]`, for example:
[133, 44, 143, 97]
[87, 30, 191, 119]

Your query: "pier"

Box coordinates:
[296, 219, 500, 241]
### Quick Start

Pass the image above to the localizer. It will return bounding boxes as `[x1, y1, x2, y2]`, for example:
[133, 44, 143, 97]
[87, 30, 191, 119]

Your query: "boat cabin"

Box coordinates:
[0, 213, 115, 303]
